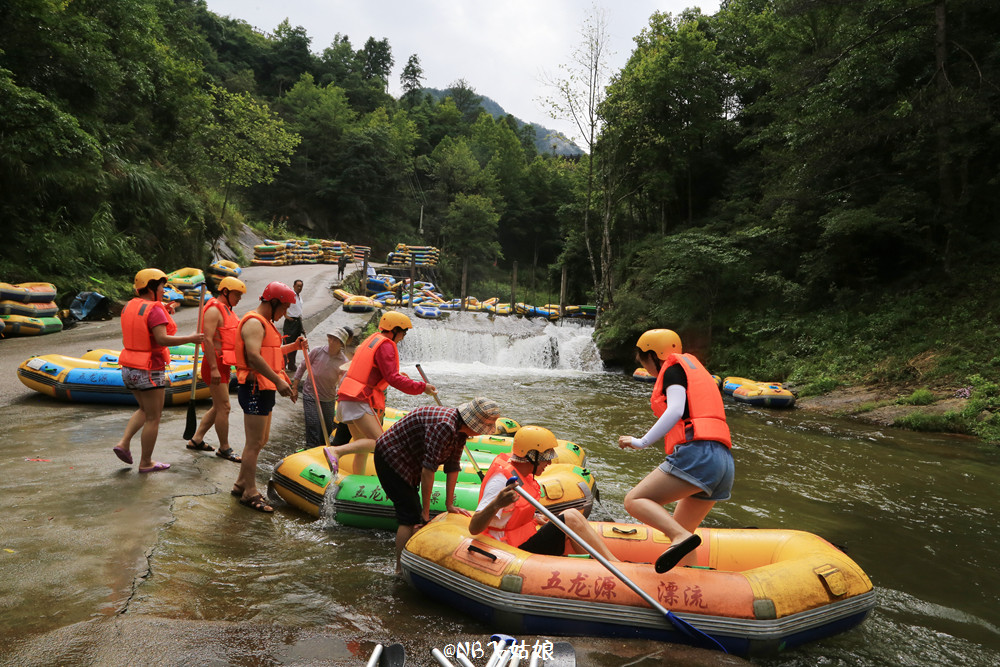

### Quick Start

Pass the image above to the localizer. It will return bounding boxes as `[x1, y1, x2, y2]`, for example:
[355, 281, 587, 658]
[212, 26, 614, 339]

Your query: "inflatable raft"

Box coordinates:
[166, 267, 205, 290]
[732, 382, 796, 408]
[402, 514, 875, 656]
[269, 439, 593, 525]
[0, 282, 57, 302]
[0, 300, 59, 318]
[1, 314, 63, 336]
[17, 350, 209, 405]
[632, 368, 655, 383]
[342, 295, 380, 312]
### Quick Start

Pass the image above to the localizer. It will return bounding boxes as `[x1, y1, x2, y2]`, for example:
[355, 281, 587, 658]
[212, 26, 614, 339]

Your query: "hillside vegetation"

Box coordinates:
[3, 1, 1000, 440]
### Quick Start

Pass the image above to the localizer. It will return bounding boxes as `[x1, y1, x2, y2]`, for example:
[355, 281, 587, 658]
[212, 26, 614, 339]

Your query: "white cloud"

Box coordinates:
[204, 1, 721, 144]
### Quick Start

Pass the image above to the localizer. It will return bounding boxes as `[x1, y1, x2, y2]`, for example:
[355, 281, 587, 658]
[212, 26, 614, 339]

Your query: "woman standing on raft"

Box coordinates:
[618, 329, 735, 574]
[112, 268, 204, 473]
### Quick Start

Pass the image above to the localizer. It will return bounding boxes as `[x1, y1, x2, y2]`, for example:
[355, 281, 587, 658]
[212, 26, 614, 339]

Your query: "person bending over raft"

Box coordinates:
[112, 269, 204, 473]
[470, 425, 617, 562]
[618, 329, 735, 574]
[326, 311, 437, 475]
[232, 281, 306, 513]
[186, 276, 246, 462]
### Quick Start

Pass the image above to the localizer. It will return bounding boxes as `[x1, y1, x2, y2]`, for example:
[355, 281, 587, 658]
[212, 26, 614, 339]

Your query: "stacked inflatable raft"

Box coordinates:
[402, 514, 875, 656]
[387, 243, 440, 267]
[269, 433, 594, 527]
[0, 282, 62, 337]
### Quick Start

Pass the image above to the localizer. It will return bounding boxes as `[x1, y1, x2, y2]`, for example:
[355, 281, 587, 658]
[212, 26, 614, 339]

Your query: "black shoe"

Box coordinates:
[655, 534, 702, 574]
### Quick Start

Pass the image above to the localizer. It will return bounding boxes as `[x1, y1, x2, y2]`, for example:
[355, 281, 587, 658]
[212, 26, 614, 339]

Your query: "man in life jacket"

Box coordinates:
[186, 276, 246, 463]
[327, 311, 437, 475]
[618, 329, 735, 574]
[232, 281, 306, 513]
[470, 426, 616, 561]
[112, 268, 203, 473]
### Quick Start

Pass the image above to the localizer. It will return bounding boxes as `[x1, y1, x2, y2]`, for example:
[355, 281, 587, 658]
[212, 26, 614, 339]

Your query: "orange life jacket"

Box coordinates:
[652, 352, 732, 455]
[478, 453, 542, 548]
[119, 298, 176, 370]
[337, 332, 394, 412]
[234, 310, 288, 390]
[203, 297, 239, 366]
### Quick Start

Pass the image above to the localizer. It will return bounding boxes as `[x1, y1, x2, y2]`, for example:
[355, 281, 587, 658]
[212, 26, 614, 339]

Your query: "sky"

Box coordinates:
[204, 0, 722, 145]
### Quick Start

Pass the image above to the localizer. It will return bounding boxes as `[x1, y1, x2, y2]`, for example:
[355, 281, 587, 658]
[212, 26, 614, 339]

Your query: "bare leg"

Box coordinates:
[135, 388, 166, 469]
[562, 509, 618, 561]
[332, 413, 383, 474]
[394, 524, 417, 574]
[204, 381, 232, 449]
[624, 467, 714, 568]
[115, 404, 146, 455]
[238, 412, 270, 500]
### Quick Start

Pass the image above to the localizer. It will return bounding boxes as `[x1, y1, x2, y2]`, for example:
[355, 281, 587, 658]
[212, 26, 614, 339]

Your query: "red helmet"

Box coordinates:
[260, 281, 296, 304]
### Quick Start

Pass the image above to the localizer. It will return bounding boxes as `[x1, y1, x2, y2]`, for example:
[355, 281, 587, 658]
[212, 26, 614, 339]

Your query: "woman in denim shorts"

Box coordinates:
[618, 329, 735, 574]
[112, 269, 203, 473]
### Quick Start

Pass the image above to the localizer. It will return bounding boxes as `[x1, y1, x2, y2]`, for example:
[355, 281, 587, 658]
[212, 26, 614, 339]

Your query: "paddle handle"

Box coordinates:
[414, 363, 483, 480]
[189, 284, 206, 397]
[415, 363, 442, 405]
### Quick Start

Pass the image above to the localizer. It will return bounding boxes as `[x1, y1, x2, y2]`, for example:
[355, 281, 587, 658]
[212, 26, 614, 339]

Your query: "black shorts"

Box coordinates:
[238, 382, 276, 416]
[517, 518, 568, 556]
[374, 449, 422, 526]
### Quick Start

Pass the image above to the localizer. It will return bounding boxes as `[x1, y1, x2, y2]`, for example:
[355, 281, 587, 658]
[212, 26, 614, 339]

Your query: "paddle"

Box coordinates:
[506, 475, 728, 653]
[415, 364, 484, 481]
[182, 283, 206, 441]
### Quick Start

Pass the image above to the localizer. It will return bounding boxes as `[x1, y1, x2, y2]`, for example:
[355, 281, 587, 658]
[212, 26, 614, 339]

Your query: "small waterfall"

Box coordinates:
[398, 312, 604, 373]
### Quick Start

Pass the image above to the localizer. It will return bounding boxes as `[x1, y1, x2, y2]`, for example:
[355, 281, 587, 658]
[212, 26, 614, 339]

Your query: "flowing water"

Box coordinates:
[2, 312, 999, 666]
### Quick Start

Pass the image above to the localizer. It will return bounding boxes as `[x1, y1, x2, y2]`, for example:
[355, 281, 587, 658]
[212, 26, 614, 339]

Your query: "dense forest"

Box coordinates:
[4, 0, 1000, 439]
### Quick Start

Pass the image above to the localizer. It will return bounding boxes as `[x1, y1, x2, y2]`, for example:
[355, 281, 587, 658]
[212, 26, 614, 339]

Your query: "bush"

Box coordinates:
[898, 388, 935, 406]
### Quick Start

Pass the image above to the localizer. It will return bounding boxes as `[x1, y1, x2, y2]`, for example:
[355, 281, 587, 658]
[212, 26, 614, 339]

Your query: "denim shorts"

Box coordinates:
[121, 367, 167, 391]
[659, 440, 735, 501]
[238, 382, 276, 416]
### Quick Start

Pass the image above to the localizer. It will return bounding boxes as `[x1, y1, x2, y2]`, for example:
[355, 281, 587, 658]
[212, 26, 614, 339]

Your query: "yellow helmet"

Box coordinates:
[511, 425, 558, 464]
[133, 268, 167, 293]
[379, 311, 413, 332]
[636, 329, 682, 360]
[218, 277, 247, 294]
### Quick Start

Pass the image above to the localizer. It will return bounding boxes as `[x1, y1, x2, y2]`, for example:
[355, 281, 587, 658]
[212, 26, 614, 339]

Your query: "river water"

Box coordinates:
[2, 312, 998, 666]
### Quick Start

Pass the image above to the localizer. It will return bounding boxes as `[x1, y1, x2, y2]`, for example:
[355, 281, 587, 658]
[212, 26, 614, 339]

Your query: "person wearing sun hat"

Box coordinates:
[292, 324, 353, 447]
[370, 396, 500, 572]
[469, 425, 617, 561]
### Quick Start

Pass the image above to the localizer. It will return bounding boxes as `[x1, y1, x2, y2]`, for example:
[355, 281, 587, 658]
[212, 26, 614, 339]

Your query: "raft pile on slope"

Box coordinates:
[387, 243, 440, 267]
[0, 282, 62, 337]
[252, 238, 357, 266]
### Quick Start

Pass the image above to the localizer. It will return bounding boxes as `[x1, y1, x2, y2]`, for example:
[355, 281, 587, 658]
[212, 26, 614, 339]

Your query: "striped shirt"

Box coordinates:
[375, 406, 467, 485]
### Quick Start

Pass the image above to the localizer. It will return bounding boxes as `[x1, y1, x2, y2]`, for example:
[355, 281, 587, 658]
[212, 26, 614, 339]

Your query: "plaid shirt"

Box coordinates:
[375, 406, 468, 485]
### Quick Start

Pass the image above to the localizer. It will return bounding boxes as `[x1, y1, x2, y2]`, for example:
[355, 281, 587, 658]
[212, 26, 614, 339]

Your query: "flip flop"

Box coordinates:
[323, 447, 339, 476]
[239, 493, 274, 513]
[186, 439, 215, 452]
[655, 534, 702, 574]
[138, 462, 171, 474]
[112, 446, 133, 465]
[216, 448, 242, 463]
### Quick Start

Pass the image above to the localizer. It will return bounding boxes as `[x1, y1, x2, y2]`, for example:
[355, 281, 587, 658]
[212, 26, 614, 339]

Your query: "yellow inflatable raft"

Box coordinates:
[402, 514, 875, 656]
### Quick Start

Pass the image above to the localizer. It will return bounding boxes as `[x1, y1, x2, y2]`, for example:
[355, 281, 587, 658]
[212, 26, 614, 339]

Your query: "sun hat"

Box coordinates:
[325, 326, 351, 345]
[457, 397, 501, 435]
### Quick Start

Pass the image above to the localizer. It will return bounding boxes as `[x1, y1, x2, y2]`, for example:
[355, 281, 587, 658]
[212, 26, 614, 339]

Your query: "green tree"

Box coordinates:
[199, 84, 300, 235]
[400, 53, 424, 105]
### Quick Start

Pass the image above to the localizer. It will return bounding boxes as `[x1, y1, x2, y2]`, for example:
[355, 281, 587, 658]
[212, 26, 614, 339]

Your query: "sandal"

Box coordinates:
[655, 534, 702, 574]
[216, 448, 242, 463]
[230, 484, 243, 497]
[239, 493, 274, 513]
[186, 439, 215, 452]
